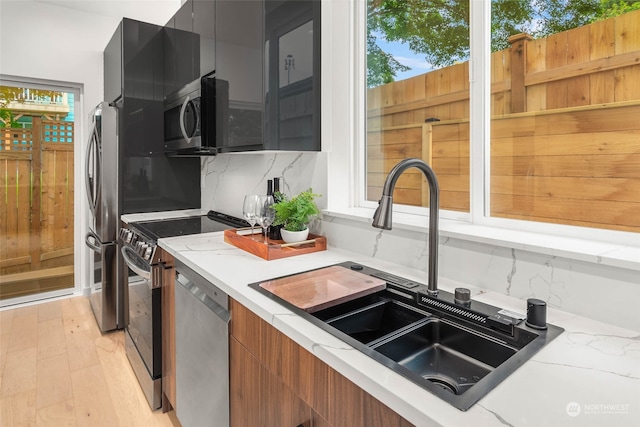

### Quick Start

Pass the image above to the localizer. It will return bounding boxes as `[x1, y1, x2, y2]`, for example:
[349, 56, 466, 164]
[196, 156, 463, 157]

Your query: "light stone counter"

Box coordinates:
[159, 231, 640, 427]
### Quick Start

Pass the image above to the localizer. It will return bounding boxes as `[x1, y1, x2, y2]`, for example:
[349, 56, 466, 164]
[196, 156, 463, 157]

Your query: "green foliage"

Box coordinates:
[272, 189, 321, 232]
[0, 109, 19, 128]
[596, 0, 640, 18]
[367, 0, 639, 87]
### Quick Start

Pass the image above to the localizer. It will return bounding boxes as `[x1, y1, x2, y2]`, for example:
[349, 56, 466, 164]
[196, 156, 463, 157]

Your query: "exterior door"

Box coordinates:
[0, 84, 76, 303]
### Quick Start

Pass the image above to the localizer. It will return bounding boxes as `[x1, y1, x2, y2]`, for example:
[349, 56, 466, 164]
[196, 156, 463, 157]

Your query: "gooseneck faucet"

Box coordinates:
[372, 158, 440, 296]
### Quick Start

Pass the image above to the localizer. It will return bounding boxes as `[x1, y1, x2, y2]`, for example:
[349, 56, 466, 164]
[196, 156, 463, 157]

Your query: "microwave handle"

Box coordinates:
[179, 95, 192, 145]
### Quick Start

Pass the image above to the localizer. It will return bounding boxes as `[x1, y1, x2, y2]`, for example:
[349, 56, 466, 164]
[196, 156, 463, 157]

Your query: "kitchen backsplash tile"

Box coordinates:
[201, 152, 327, 219]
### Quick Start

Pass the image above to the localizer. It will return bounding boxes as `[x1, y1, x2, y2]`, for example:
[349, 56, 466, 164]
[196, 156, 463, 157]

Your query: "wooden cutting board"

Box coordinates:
[258, 265, 386, 313]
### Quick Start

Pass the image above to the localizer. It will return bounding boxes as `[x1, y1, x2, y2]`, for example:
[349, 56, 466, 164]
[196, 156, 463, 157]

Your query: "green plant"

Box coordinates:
[272, 189, 321, 232]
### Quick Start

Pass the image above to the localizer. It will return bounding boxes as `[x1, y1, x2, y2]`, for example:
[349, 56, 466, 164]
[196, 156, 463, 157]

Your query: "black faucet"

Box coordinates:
[372, 158, 440, 296]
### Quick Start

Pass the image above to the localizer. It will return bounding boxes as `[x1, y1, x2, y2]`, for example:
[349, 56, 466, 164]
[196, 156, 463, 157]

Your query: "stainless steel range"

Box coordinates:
[119, 211, 248, 410]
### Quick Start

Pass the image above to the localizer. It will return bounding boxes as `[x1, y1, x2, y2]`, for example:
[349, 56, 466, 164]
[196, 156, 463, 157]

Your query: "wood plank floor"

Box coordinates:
[0, 296, 178, 427]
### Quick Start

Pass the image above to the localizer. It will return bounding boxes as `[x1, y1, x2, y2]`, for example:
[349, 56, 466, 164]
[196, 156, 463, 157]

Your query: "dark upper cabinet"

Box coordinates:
[163, 0, 200, 97]
[161, 0, 320, 153]
[264, 0, 320, 151]
[193, 0, 216, 77]
[215, 0, 264, 152]
[104, 18, 165, 155]
[103, 22, 122, 104]
[104, 18, 163, 104]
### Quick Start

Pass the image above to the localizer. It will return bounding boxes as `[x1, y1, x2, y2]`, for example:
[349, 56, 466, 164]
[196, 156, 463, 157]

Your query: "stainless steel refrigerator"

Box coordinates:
[85, 102, 122, 332]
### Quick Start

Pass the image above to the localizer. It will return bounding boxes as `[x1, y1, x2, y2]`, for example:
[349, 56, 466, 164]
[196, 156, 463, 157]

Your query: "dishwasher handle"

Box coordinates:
[176, 271, 230, 323]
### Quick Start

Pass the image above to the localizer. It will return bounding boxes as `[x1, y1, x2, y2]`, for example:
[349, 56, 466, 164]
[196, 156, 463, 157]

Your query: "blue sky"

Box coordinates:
[374, 32, 435, 82]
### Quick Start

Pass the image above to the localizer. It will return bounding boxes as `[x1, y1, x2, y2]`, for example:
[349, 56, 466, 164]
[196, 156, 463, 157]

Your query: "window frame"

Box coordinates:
[353, 0, 639, 249]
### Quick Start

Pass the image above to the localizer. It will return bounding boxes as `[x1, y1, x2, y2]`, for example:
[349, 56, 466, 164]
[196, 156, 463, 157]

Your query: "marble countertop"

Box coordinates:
[158, 231, 640, 427]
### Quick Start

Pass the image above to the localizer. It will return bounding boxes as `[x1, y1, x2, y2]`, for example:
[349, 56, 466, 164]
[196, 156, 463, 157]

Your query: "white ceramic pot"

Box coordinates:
[280, 228, 309, 243]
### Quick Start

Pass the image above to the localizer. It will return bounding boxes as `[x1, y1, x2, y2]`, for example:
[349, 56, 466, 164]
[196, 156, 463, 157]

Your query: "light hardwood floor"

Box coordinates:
[0, 296, 177, 427]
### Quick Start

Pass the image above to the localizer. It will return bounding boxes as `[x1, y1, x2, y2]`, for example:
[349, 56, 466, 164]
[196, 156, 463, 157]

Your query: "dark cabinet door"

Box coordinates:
[193, 0, 216, 77]
[104, 20, 123, 103]
[103, 18, 165, 156]
[163, 0, 199, 97]
[264, 0, 320, 151]
[215, 0, 264, 152]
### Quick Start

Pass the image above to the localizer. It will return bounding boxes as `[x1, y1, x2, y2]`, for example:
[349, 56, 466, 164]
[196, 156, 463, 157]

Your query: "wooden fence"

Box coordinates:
[366, 10, 640, 233]
[0, 118, 75, 299]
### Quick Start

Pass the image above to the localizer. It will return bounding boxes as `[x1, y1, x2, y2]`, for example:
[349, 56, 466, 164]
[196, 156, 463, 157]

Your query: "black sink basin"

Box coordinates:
[326, 299, 429, 345]
[372, 319, 520, 395]
[249, 261, 564, 411]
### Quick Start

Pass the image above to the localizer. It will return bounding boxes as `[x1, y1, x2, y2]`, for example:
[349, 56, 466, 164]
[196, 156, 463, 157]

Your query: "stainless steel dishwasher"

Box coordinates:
[174, 260, 230, 427]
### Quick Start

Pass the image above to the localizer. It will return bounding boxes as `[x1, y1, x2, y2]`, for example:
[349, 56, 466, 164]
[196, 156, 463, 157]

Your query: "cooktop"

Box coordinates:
[130, 210, 249, 242]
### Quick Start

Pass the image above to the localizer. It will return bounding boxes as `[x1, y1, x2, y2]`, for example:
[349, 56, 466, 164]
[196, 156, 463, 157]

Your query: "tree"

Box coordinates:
[367, 0, 640, 87]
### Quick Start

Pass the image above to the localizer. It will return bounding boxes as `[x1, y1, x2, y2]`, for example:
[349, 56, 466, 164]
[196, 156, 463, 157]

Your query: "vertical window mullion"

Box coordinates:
[469, 0, 491, 224]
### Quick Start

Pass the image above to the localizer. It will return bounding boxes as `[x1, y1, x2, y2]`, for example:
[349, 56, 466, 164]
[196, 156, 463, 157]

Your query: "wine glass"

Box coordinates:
[255, 195, 275, 243]
[242, 195, 259, 237]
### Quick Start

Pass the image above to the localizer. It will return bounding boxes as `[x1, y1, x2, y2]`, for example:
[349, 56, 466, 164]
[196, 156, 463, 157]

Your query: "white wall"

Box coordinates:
[0, 0, 179, 295]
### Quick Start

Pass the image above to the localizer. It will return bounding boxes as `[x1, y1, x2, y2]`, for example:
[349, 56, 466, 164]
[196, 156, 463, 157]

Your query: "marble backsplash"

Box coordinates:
[202, 153, 640, 332]
[201, 151, 327, 219]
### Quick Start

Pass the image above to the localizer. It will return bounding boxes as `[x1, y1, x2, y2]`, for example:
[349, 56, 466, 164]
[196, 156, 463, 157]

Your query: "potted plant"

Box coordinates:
[272, 189, 321, 243]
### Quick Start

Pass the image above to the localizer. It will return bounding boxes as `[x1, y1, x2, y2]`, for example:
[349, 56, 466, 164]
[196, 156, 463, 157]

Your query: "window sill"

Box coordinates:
[323, 208, 640, 272]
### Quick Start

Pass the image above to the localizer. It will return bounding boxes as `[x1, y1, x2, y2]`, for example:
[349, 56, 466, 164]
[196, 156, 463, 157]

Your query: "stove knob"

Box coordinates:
[144, 246, 153, 260]
[121, 229, 132, 243]
[138, 242, 148, 256]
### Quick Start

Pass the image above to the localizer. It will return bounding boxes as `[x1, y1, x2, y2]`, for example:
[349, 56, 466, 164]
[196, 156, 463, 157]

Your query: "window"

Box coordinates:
[365, 0, 640, 236]
[365, 0, 471, 219]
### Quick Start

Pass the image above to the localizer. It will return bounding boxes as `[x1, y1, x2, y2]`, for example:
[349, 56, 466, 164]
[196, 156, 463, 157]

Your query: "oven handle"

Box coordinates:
[121, 246, 152, 281]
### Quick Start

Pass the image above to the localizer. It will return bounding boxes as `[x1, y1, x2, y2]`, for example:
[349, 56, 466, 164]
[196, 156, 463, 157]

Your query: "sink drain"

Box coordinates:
[423, 376, 460, 395]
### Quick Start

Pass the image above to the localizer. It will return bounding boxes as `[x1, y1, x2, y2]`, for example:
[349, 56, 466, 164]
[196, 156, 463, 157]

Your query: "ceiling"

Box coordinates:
[34, 0, 183, 26]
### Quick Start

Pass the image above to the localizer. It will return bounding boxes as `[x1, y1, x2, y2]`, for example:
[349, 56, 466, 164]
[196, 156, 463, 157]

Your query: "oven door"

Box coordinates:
[121, 246, 162, 379]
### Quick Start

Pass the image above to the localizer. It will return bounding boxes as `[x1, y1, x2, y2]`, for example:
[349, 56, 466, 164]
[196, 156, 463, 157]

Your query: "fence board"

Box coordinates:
[492, 176, 639, 203]
[590, 17, 616, 60]
[616, 10, 640, 53]
[491, 195, 640, 229]
[615, 65, 640, 102]
[5, 159, 18, 264]
[491, 153, 640, 178]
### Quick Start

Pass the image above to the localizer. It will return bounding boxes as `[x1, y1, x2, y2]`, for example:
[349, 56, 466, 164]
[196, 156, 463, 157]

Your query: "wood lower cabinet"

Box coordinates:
[161, 252, 176, 411]
[229, 299, 414, 427]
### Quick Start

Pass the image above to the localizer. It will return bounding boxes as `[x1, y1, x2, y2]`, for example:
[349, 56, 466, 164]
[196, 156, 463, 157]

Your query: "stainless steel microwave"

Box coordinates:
[164, 71, 228, 155]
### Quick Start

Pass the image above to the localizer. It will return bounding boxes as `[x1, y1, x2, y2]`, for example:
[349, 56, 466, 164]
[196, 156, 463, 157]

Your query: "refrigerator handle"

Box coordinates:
[85, 230, 115, 253]
[85, 123, 100, 218]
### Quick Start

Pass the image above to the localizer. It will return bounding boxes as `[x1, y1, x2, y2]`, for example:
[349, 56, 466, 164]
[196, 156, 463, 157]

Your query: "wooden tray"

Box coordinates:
[258, 265, 386, 312]
[224, 228, 327, 261]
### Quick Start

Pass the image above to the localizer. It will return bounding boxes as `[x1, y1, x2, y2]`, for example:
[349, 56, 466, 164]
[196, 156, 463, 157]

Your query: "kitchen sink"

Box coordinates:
[372, 319, 521, 395]
[250, 261, 563, 411]
[325, 299, 429, 345]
